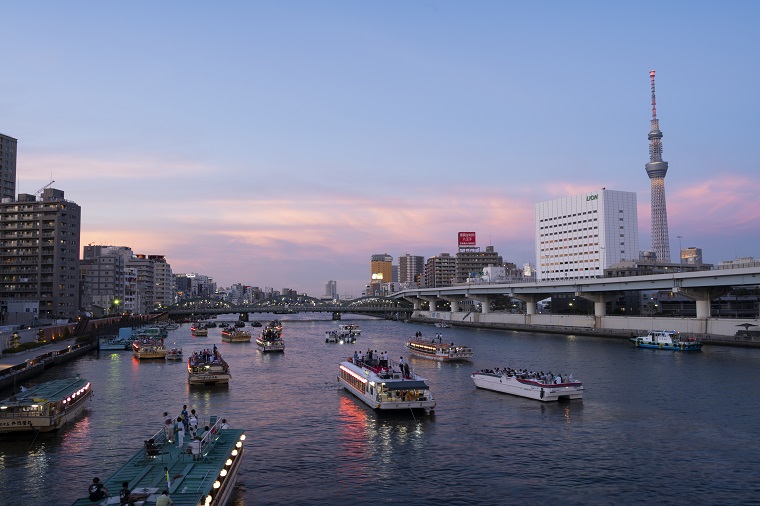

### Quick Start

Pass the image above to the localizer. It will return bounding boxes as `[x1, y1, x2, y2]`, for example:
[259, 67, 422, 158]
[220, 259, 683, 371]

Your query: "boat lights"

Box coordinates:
[231, 449, 238, 456]
[220, 469, 227, 477]
[226, 458, 232, 466]
[339, 365, 367, 383]
[236, 441, 242, 448]
[213, 480, 221, 489]
[205, 495, 212, 505]
[239, 434, 246, 441]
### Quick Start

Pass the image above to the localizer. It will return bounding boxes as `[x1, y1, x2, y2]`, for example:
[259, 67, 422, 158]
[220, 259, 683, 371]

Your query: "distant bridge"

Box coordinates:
[162, 295, 412, 317]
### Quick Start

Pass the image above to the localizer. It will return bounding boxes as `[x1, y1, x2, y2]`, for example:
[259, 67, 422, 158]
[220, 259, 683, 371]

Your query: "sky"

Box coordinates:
[2, 1, 760, 297]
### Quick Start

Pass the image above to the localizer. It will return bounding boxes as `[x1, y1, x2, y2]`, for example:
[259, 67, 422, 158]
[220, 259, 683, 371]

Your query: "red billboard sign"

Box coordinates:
[458, 231, 476, 247]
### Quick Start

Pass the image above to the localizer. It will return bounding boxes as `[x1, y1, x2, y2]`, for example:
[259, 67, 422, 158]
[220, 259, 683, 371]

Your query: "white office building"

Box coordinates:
[535, 189, 639, 281]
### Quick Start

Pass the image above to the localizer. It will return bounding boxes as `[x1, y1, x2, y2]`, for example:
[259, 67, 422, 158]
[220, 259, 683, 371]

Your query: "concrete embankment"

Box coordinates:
[0, 315, 159, 391]
[411, 313, 760, 349]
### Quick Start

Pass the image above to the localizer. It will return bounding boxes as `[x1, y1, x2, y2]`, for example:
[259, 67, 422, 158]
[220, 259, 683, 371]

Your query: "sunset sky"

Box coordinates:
[2, 2, 759, 297]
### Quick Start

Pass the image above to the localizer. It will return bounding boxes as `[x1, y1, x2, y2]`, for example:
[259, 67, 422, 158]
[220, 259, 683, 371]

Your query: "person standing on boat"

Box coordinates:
[181, 405, 189, 433]
[175, 416, 185, 448]
[188, 410, 198, 438]
[163, 412, 173, 443]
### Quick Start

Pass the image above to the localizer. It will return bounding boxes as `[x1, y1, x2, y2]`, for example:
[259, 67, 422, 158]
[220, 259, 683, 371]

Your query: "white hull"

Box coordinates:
[188, 373, 230, 385]
[256, 339, 285, 352]
[338, 361, 436, 411]
[405, 341, 473, 362]
[471, 372, 583, 402]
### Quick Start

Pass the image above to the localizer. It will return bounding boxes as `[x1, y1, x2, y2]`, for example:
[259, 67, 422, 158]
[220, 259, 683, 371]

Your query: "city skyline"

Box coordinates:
[2, 2, 760, 296]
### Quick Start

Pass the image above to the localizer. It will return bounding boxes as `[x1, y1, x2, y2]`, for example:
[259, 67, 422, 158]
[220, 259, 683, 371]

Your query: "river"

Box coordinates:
[1, 315, 759, 505]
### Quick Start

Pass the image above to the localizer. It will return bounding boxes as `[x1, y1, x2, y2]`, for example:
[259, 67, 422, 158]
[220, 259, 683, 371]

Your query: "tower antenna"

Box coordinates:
[644, 70, 671, 262]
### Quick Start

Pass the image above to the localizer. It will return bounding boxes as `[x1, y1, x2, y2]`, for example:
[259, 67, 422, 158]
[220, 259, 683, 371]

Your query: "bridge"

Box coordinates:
[391, 266, 760, 319]
[162, 295, 412, 318]
[389, 266, 760, 339]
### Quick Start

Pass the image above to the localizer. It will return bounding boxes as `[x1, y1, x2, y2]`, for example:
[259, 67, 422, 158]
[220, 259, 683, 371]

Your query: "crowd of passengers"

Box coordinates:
[352, 349, 411, 377]
[480, 367, 574, 384]
[190, 346, 223, 365]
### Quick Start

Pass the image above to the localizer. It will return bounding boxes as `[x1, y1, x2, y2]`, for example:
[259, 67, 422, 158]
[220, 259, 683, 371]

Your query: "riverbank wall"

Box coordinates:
[412, 311, 760, 348]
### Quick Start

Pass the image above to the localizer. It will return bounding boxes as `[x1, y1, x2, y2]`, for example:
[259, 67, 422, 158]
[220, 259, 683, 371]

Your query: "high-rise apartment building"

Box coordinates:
[174, 273, 216, 300]
[0, 188, 81, 320]
[645, 70, 671, 262]
[325, 280, 337, 299]
[370, 253, 393, 285]
[422, 253, 456, 288]
[455, 246, 503, 283]
[0, 133, 17, 201]
[535, 189, 639, 281]
[150, 255, 174, 308]
[398, 254, 424, 286]
[80, 245, 134, 314]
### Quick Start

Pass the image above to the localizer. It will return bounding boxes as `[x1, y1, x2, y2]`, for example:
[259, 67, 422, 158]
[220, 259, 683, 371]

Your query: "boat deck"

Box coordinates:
[70, 419, 245, 506]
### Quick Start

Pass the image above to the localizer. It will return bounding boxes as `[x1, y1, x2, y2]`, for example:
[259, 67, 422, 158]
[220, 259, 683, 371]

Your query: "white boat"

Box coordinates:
[256, 332, 285, 352]
[187, 350, 231, 385]
[325, 330, 340, 343]
[132, 337, 166, 359]
[630, 330, 703, 351]
[221, 328, 252, 342]
[471, 369, 583, 402]
[405, 338, 473, 362]
[98, 336, 131, 351]
[434, 322, 451, 328]
[165, 346, 183, 361]
[0, 377, 92, 433]
[338, 323, 361, 336]
[337, 357, 436, 411]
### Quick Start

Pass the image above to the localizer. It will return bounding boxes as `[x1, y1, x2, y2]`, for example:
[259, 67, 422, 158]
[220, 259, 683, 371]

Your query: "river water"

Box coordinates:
[1, 315, 759, 506]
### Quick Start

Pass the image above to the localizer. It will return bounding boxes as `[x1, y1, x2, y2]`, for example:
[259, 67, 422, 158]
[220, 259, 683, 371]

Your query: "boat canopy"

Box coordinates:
[382, 381, 429, 390]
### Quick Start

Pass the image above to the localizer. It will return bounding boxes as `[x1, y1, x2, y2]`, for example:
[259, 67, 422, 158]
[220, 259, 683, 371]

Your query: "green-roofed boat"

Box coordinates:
[70, 415, 246, 506]
[0, 376, 92, 434]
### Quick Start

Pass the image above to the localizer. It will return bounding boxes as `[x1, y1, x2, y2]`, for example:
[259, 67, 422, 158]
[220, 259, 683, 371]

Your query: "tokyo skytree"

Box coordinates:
[645, 70, 671, 263]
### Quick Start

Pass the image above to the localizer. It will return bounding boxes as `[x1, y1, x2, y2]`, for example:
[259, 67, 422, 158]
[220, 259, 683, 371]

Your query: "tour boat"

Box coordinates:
[187, 350, 231, 385]
[98, 336, 131, 351]
[631, 330, 703, 351]
[69, 415, 245, 506]
[471, 369, 583, 402]
[132, 337, 167, 360]
[434, 322, 451, 328]
[0, 377, 92, 434]
[405, 338, 474, 362]
[256, 332, 285, 352]
[166, 346, 183, 361]
[221, 328, 252, 343]
[337, 357, 436, 411]
[325, 330, 340, 343]
[338, 323, 361, 336]
[190, 323, 209, 337]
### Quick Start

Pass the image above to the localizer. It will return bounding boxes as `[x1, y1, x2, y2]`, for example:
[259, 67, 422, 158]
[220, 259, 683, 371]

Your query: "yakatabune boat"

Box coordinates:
[132, 337, 166, 359]
[221, 328, 252, 343]
[98, 336, 131, 351]
[190, 323, 209, 337]
[405, 338, 474, 362]
[187, 350, 231, 385]
[338, 357, 436, 411]
[256, 333, 285, 352]
[69, 415, 245, 506]
[631, 330, 703, 351]
[0, 377, 91, 434]
[471, 368, 583, 402]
